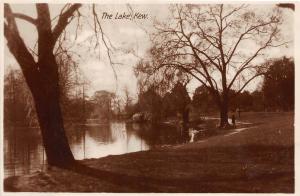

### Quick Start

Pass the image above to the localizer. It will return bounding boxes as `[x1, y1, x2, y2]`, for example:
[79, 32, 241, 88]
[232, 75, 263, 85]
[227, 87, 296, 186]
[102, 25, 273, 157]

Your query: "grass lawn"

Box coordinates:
[4, 112, 294, 193]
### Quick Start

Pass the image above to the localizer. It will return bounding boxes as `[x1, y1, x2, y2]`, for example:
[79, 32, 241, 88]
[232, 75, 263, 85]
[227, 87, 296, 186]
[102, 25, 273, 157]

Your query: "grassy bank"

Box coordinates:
[4, 112, 294, 193]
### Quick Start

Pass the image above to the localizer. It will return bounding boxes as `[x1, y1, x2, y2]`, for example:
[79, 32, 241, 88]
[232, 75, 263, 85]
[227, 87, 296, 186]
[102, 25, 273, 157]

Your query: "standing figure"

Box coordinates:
[231, 113, 236, 128]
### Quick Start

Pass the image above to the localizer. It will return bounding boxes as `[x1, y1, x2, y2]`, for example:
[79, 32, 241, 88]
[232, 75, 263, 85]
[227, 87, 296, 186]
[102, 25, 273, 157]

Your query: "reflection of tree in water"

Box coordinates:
[66, 124, 114, 151]
[65, 125, 85, 144]
[110, 122, 127, 141]
[125, 123, 188, 147]
[4, 127, 44, 177]
[85, 124, 113, 144]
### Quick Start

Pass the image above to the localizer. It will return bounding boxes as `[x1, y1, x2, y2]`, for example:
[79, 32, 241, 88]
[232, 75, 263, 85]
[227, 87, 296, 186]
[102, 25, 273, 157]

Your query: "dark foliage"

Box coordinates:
[262, 57, 294, 111]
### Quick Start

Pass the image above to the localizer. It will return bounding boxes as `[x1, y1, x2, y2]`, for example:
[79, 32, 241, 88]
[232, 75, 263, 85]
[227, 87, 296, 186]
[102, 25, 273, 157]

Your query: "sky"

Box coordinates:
[4, 3, 294, 100]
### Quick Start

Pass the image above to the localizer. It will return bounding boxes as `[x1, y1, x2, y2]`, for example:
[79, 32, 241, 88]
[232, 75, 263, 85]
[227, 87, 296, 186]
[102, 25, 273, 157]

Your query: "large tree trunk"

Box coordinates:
[31, 54, 75, 167]
[34, 90, 75, 167]
[219, 93, 229, 128]
[4, 3, 80, 168]
[219, 104, 229, 128]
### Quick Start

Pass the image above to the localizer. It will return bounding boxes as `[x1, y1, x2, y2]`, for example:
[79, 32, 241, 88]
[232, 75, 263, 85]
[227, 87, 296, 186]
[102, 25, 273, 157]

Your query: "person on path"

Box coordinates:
[231, 113, 236, 128]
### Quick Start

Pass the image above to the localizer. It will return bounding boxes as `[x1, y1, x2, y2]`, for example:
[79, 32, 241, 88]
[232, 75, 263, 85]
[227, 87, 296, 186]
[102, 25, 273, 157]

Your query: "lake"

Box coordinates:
[4, 121, 192, 178]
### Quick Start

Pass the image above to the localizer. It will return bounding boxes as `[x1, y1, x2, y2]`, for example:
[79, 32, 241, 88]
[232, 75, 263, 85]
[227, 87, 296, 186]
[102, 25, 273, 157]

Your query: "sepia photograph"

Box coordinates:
[1, 1, 296, 193]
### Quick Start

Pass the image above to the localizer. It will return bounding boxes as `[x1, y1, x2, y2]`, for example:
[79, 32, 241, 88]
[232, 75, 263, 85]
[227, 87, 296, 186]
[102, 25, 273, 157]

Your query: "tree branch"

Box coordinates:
[226, 19, 279, 65]
[227, 24, 279, 90]
[4, 4, 36, 70]
[176, 12, 218, 94]
[4, 4, 39, 89]
[235, 73, 264, 95]
[52, 4, 82, 44]
[12, 13, 37, 25]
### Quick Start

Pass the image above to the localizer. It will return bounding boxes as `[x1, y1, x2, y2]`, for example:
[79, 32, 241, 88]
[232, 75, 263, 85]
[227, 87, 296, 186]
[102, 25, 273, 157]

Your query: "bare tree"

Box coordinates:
[150, 4, 286, 127]
[4, 3, 112, 167]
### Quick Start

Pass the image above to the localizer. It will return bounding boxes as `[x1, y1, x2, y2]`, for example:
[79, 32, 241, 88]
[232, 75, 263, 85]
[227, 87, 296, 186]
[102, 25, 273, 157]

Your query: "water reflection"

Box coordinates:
[69, 122, 150, 159]
[4, 121, 185, 178]
[4, 127, 46, 178]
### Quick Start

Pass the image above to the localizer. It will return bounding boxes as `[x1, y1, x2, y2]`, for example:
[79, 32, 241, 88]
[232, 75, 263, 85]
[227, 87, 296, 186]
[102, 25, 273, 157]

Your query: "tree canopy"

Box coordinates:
[137, 4, 287, 127]
[263, 57, 294, 111]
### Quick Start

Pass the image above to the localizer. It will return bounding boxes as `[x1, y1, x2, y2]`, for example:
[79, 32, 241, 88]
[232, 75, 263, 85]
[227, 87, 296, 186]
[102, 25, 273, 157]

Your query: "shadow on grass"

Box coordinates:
[4, 145, 294, 193]
[65, 145, 294, 193]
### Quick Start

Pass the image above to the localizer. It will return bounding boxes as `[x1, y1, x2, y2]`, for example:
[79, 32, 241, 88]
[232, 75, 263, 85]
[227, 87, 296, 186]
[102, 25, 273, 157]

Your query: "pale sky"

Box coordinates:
[4, 4, 294, 100]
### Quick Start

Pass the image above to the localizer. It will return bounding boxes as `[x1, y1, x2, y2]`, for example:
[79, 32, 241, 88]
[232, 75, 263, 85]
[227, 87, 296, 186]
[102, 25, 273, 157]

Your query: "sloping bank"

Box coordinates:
[4, 112, 294, 193]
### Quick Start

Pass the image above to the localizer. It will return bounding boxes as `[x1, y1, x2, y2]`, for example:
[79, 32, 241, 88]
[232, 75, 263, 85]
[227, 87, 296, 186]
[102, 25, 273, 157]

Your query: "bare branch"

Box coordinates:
[4, 4, 39, 91]
[176, 11, 219, 93]
[227, 25, 279, 90]
[226, 19, 280, 66]
[4, 4, 37, 72]
[235, 73, 264, 95]
[52, 4, 82, 44]
[12, 13, 37, 25]
[92, 4, 118, 91]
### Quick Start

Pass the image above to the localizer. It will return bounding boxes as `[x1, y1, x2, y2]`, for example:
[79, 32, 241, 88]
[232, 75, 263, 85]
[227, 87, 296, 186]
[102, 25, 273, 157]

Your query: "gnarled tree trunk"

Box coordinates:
[33, 55, 74, 167]
[219, 102, 229, 128]
[4, 3, 81, 167]
[219, 91, 229, 128]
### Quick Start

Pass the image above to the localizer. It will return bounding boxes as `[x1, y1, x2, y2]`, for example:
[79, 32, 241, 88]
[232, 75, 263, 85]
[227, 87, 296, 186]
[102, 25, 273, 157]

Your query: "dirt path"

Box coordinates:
[4, 112, 294, 193]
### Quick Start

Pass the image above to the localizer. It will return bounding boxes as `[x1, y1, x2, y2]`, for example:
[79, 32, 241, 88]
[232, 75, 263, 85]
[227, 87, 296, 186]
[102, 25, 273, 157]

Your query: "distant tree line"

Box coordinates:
[193, 57, 294, 113]
[128, 56, 294, 124]
[4, 51, 93, 126]
[5, 56, 293, 127]
[4, 70, 35, 126]
[4, 68, 91, 127]
[4, 67, 133, 127]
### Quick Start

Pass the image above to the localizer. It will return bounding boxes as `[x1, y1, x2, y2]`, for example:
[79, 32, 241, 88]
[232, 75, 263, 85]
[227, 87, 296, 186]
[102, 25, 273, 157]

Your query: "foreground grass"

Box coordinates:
[4, 112, 294, 193]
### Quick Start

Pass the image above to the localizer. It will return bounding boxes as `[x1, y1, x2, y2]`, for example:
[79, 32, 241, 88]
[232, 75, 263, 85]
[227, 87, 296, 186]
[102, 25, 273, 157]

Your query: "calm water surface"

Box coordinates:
[4, 121, 190, 178]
